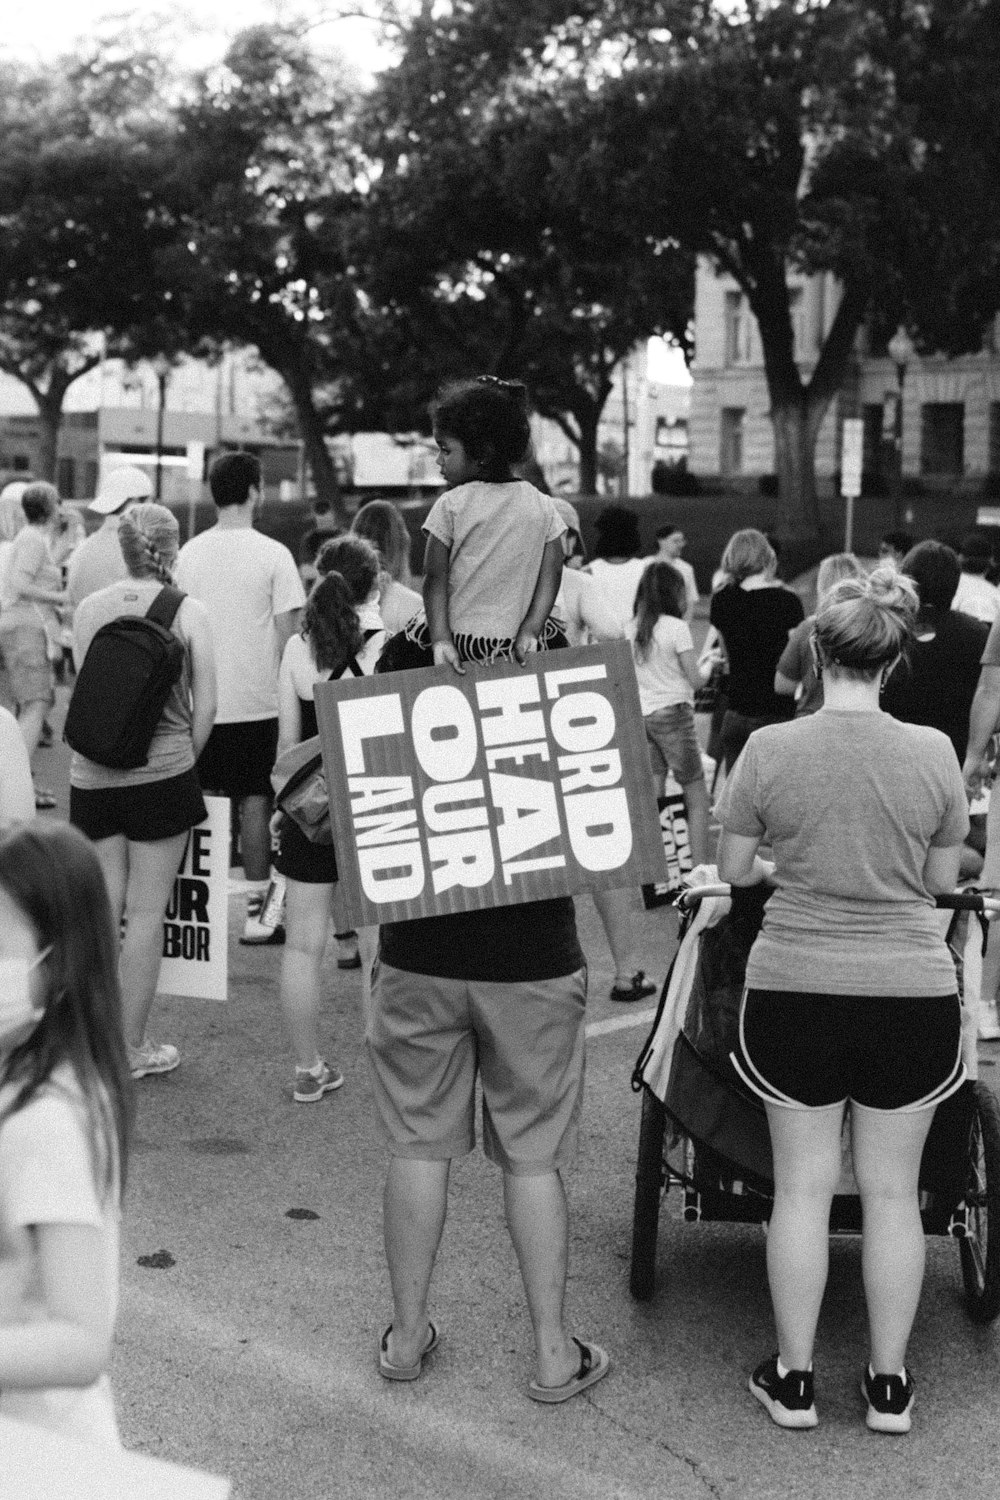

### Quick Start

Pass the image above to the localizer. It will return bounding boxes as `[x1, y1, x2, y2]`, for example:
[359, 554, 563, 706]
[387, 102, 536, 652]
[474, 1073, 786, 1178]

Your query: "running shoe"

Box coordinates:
[861, 1366, 914, 1434]
[293, 1061, 345, 1104]
[749, 1354, 818, 1429]
[129, 1041, 180, 1079]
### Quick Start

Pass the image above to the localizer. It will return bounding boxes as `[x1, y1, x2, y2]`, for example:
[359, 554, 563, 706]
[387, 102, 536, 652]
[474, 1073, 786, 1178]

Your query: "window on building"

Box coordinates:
[56, 457, 76, 498]
[11, 455, 30, 472]
[989, 403, 1000, 475]
[82, 460, 99, 498]
[920, 403, 965, 476]
[720, 408, 745, 476]
[724, 292, 753, 365]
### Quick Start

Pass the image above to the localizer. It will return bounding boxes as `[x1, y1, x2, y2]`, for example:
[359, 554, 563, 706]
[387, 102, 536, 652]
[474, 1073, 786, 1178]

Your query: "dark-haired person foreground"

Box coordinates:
[71, 505, 216, 1078]
[176, 451, 305, 943]
[0, 819, 133, 1447]
[717, 568, 967, 1435]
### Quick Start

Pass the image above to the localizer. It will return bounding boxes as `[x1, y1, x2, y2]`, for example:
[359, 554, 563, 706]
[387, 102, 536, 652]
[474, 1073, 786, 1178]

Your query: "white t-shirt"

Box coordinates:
[0, 1066, 121, 1449]
[0, 706, 35, 825]
[176, 526, 305, 722]
[585, 557, 651, 634]
[554, 568, 622, 647]
[953, 573, 1000, 624]
[281, 601, 387, 699]
[422, 480, 565, 639]
[379, 578, 422, 635]
[627, 615, 695, 713]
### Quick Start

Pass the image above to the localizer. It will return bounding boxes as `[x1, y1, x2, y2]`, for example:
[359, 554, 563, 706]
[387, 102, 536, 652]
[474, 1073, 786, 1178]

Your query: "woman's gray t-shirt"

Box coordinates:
[715, 710, 969, 996]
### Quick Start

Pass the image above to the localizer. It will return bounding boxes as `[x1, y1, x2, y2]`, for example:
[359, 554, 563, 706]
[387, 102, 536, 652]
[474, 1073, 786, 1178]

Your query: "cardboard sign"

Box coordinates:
[642, 777, 694, 909]
[157, 796, 230, 1002]
[315, 642, 667, 926]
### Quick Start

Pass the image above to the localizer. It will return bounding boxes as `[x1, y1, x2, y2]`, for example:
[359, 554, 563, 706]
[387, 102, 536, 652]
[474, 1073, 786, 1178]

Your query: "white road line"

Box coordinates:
[586, 1007, 657, 1038]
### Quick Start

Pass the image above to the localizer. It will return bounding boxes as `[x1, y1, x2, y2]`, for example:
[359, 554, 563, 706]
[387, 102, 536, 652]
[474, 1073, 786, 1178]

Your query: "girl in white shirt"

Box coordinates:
[0, 821, 132, 1449]
[627, 562, 713, 866]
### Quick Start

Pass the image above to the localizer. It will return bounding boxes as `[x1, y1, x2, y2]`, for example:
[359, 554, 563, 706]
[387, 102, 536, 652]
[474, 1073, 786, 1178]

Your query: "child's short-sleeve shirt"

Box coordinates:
[626, 616, 695, 713]
[423, 480, 565, 639]
[0, 1066, 121, 1448]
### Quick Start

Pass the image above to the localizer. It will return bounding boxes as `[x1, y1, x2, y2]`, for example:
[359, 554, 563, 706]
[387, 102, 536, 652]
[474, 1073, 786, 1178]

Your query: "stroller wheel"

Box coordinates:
[960, 1082, 1000, 1323]
[630, 1090, 667, 1301]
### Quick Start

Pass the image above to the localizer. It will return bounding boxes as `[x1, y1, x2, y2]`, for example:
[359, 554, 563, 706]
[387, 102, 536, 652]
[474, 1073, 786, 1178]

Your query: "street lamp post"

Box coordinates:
[887, 325, 915, 530]
[152, 354, 172, 501]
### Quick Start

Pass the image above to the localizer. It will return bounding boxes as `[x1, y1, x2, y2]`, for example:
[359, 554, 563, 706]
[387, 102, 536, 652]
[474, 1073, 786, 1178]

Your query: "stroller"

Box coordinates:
[629, 882, 1000, 1324]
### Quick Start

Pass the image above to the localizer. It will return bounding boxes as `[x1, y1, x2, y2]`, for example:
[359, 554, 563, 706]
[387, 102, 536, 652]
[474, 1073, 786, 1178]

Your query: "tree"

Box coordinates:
[368, 0, 1000, 530]
[0, 48, 178, 481]
[361, 2, 693, 493]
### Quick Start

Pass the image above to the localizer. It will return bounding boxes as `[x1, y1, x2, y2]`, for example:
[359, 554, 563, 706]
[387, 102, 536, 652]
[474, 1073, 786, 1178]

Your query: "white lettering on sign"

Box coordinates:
[489, 771, 561, 864]
[549, 692, 616, 754]
[358, 843, 425, 902]
[339, 695, 404, 775]
[422, 780, 489, 833]
[485, 740, 550, 770]
[476, 676, 544, 747]
[411, 685, 479, 782]
[428, 830, 496, 892]
[557, 749, 623, 795]
[564, 788, 633, 869]
[349, 775, 415, 814]
[354, 809, 420, 847]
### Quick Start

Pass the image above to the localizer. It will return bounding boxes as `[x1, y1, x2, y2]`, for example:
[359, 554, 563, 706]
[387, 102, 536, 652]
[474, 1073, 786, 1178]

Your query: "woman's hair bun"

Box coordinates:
[864, 563, 919, 616]
[815, 563, 917, 675]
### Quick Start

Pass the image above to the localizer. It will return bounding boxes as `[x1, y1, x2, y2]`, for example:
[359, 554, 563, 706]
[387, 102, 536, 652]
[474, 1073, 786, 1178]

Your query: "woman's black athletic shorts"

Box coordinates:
[70, 770, 207, 844]
[735, 988, 964, 1112]
[196, 718, 279, 800]
[273, 811, 338, 885]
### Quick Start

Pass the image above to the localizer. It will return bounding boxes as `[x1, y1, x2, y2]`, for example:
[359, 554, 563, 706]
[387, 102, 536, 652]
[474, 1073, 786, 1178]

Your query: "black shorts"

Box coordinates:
[273, 812, 338, 885]
[70, 770, 206, 844]
[196, 719, 279, 800]
[736, 988, 964, 1112]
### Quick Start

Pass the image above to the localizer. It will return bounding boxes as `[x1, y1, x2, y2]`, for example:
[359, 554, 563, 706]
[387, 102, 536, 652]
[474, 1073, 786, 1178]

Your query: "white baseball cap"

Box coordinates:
[89, 465, 154, 514]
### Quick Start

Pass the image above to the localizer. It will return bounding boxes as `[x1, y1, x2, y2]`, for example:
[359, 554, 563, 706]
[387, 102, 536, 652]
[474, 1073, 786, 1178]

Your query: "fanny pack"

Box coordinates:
[271, 654, 365, 844]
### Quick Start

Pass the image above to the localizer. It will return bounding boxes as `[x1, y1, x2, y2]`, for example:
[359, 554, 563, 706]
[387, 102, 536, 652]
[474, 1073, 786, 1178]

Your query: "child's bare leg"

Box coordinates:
[680, 774, 710, 868]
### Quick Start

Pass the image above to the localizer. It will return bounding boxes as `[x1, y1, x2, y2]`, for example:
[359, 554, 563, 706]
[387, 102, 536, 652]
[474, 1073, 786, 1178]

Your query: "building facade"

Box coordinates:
[688, 256, 1000, 491]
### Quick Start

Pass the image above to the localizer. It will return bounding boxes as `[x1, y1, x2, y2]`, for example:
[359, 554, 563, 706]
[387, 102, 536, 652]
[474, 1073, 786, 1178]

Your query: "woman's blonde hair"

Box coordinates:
[816, 552, 863, 602]
[813, 565, 917, 679]
[118, 504, 178, 585]
[719, 528, 776, 585]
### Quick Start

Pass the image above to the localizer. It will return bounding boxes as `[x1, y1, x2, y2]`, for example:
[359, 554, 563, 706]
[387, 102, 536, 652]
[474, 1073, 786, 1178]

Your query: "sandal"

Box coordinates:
[528, 1338, 610, 1404]
[33, 786, 56, 810]
[609, 971, 657, 1003]
[378, 1321, 439, 1382]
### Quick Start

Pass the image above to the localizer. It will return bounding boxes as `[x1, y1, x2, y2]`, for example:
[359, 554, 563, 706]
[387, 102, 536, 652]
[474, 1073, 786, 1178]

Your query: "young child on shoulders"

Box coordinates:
[628, 561, 714, 867]
[0, 820, 132, 1449]
[421, 377, 566, 672]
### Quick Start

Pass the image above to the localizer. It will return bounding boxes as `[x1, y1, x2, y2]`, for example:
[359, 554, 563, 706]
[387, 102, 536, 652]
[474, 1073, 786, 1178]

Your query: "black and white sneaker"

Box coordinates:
[749, 1354, 818, 1429]
[861, 1366, 914, 1433]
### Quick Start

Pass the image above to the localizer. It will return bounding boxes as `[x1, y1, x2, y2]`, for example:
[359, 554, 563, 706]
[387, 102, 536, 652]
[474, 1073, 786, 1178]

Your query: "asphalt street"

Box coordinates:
[30, 681, 1000, 1500]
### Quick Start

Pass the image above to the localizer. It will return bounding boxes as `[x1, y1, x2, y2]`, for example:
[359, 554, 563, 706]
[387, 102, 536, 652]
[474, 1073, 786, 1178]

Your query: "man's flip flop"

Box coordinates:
[378, 1322, 439, 1381]
[528, 1338, 610, 1404]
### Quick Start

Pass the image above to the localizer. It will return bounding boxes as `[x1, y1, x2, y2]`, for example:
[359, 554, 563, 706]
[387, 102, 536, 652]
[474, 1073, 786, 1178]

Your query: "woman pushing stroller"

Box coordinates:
[716, 567, 969, 1434]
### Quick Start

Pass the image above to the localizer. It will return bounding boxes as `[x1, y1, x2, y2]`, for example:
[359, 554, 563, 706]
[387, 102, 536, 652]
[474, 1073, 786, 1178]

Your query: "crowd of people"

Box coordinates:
[3, 376, 1000, 1449]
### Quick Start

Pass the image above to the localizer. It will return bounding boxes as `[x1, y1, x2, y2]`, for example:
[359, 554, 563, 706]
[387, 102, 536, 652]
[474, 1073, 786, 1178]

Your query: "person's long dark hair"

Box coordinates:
[632, 561, 686, 662]
[305, 572, 364, 672]
[0, 822, 133, 1200]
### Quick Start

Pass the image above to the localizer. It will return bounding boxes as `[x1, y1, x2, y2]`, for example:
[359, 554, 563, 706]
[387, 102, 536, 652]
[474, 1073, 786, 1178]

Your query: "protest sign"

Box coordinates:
[158, 795, 230, 1002]
[642, 775, 693, 909]
[314, 641, 667, 926]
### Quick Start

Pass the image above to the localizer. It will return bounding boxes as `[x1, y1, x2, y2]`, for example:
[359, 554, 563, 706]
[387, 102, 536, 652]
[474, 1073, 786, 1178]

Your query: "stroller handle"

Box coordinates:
[678, 886, 1000, 917]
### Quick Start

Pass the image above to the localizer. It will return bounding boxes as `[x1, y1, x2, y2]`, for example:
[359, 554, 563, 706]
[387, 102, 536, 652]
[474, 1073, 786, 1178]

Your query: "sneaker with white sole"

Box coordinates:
[129, 1041, 180, 1079]
[749, 1354, 818, 1429]
[293, 1061, 345, 1104]
[241, 876, 287, 945]
[979, 1002, 1000, 1041]
[861, 1366, 914, 1433]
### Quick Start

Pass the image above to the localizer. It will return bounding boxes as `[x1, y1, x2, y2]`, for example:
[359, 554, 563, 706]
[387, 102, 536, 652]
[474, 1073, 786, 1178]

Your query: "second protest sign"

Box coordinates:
[314, 641, 666, 927]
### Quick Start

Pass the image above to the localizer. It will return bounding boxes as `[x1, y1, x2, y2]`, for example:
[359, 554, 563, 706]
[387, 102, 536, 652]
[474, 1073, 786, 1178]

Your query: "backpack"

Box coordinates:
[64, 586, 187, 770]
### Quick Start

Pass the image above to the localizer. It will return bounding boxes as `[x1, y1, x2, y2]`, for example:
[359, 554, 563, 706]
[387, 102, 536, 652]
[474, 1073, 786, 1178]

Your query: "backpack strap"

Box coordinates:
[145, 586, 186, 631]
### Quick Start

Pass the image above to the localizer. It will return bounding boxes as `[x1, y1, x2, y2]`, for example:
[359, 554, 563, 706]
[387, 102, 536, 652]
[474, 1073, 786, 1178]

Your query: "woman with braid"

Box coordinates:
[70, 504, 216, 1079]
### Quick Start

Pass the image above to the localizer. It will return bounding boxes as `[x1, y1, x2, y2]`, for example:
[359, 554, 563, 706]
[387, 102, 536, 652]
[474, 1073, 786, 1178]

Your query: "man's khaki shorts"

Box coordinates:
[366, 961, 587, 1175]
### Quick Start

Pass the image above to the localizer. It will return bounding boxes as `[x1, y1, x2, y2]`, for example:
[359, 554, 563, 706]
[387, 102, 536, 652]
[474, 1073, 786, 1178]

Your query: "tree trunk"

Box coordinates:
[577, 413, 600, 496]
[35, 398, 62, 484]
[284, 373, 347, 526]
[769, 396, 825, 536]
